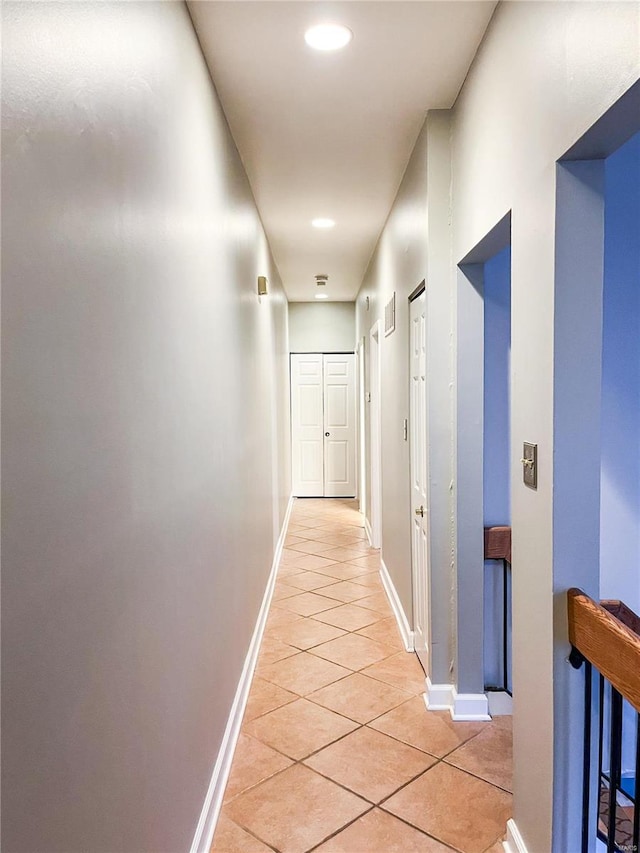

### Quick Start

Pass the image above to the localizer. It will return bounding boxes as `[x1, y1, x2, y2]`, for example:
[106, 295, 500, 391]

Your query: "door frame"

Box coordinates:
[357, 337, 366, 514]
[408, 283, 431, 674]
[369, 322, 382, 549]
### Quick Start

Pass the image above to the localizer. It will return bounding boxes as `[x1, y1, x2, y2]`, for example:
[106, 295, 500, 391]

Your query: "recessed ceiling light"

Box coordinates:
[315, 293, 329, 300]
[304, 24, 353, 52]
[311, 218, 335, 229]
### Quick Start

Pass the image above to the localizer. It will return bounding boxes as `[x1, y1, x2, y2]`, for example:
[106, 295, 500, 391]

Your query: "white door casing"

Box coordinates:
[291, 353, 324, 497]
[323, 354, 357, 498]
[410, 291, 430, 673]
[357, 338, 367, 514]
[291, 353, 356, 498]
[369, 323, 382, 549]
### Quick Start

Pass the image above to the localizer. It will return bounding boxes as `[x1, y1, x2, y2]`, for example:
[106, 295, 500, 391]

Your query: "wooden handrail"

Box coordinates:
[567, 588, 640, 713]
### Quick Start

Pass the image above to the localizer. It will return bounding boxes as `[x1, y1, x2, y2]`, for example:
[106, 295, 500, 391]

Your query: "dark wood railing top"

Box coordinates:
[568, 588, 640, 713]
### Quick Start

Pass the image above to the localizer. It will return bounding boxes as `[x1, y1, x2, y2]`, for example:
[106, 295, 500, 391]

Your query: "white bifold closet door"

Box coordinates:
[291, 353, 356, 498]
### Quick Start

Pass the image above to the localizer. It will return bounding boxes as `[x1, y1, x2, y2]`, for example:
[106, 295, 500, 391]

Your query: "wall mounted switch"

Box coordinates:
[521, 442, 537, 489]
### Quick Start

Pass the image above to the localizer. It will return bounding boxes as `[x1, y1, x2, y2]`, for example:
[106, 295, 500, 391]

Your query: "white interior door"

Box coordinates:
[323, 354, 356, 498]
[291, 354, 324, 497]
[291, 353, 356, 498]
[410, 291, 430, 672]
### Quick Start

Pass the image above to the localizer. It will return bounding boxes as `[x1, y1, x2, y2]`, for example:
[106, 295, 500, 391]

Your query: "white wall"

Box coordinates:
[288, 301, 355, 352]
[356, 3, 639, 851]
[452, 5, 639, 851]
[356, 113, 454, 683]
[1, 3, 290, 852]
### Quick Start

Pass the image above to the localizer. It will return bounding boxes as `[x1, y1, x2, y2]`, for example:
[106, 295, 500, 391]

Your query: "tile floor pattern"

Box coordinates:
[212, 499, 512, 853]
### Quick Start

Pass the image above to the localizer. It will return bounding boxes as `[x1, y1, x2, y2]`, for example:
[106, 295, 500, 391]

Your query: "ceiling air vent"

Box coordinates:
[315, 274, 328, 287]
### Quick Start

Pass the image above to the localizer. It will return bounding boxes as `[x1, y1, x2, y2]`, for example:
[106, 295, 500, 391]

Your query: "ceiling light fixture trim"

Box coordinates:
[311, 218, 336, 229]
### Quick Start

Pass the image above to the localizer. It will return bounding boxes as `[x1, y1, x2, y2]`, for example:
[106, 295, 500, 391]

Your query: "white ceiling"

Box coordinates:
[188, 1, 497, 301]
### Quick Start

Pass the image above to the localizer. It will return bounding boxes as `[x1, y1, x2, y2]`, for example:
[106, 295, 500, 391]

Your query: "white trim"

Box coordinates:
[364, 516, 373, 547]
[487, 690, 513, 716]
[450, 687, 491, 721]
[424, 678, 454, 711]
[190, 494, 295, 853]
[503, 819, 529, 853]
[380, 559, 415, 652]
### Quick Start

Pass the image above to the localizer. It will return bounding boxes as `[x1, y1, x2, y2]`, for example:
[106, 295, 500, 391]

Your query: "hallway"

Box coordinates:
[212, 499, 512, 853]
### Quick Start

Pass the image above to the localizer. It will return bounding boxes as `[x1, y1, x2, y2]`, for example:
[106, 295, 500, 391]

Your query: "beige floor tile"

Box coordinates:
[287, 523, 313, 533]
[319, 546, 367, 563]
[243, 698, 359, 760]
[382, 763, 512, 853]
[258, 650, 350, 695]
[263, 608, 304, 630]
[310, 633, 396, 670]
[350, 571, 383, 588]
[314, 808, 452, 852]
[305, 726, 437, 803]
[275, 591, 341, 616]
[266, 617, 346, 650]
[307, 561, 374, 580]
[284, 535, 307, 547]
[313, 533, 367, 546]
[210, 812, 275, 852]
[276, 564, 304, 579]
[223, 733, 293, 801]
[226, 764, 369, 853]
[283, 571, 337, 592]
[256, 637, 299, 667]
[287, 540, 339, 555]
[271, 583, 302, 601]
[285, 553, 339, 571]
[313, 603, 383, 631]
[279, 548, 306, 565]
[483, 842, 506, 853]
[242, 678, 297, 724]
[319, 580, 372, 603]
[309, 672, 412, 724]
[356, 616, 404, 649]
[349, 553, 383, 570]
[340, 539, 376, 551]
[445, 717, 513, 792]
[354, 590, 393, 614]
[370, 696, 486, 757]
[361, 651, 426, 694]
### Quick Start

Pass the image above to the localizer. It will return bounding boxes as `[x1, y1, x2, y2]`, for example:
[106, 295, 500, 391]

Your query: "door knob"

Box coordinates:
[415, 506, 424, 517]
[325, 432, 330, 437]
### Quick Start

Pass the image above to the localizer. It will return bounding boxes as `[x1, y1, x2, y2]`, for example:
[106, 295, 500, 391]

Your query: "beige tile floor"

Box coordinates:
[212, 498, 512, 853]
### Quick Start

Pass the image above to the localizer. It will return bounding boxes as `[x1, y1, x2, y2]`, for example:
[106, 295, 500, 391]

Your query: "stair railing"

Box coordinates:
[568, 588, 640, 853]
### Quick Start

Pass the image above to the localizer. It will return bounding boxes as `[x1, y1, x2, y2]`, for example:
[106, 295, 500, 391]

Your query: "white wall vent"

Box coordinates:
[384, 292, 396, 336]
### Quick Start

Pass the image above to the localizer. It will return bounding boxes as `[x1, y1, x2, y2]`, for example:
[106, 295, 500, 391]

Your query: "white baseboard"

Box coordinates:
[424, 678, 454, 711]
[364, 516, 373, 546]
[450, 687, 491, 721]
[504, 819, 529, 853]
[487, 690, 513, 716]
[379, 559, 414, 652]
[190, 493, 295, 853]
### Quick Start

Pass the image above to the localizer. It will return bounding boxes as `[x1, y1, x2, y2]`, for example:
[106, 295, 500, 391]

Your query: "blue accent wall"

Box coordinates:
[483, 245, 512, 526]
[600, 131, 640, 610]
[483, 244, 511, 689]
